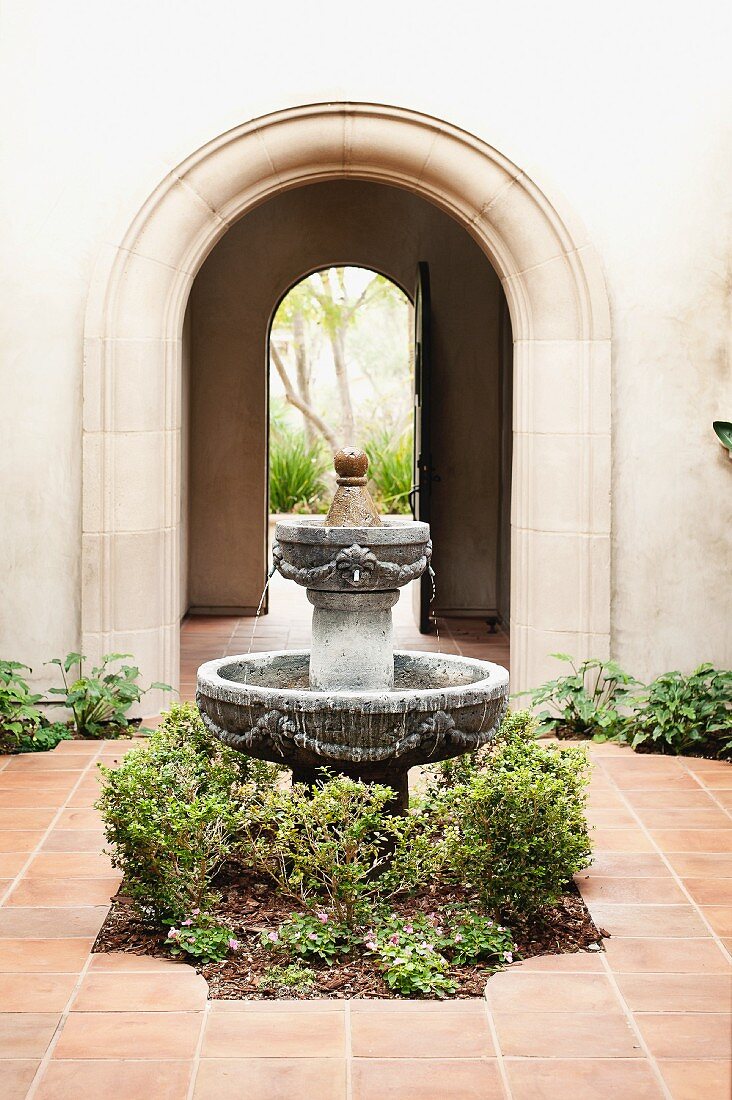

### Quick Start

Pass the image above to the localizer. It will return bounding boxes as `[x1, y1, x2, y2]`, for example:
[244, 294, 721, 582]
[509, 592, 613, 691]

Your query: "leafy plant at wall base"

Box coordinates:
[261, 910, 353, 965]
[515, 653, 639, 739]
[97, 703, 278, 920]
[0, 661, 44, 748]
[166, 915, 239, 963]
[434, 730, 592, 915]
[0, 661, 71, 753]
[365, 428, 413, 514]
[47, 652, 172, 738]
[620, 664, 732, 759]
[14, 723, 72, 753]
[269, 430, 329, 514]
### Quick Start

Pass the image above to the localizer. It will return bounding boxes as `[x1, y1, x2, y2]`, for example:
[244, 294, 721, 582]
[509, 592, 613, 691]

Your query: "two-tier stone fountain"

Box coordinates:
[197, 449, 509, 811]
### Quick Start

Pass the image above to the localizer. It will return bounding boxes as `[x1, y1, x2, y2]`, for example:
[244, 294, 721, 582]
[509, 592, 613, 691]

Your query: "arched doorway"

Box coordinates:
[82, 103, 611, 705]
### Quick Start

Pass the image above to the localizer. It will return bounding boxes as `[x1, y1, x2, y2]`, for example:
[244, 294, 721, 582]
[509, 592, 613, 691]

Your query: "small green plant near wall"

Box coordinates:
[48, 652, 172, 738]
[516, 653, 639, 740]
[0, 660, 71, 754]
[619, 664, 732, 759]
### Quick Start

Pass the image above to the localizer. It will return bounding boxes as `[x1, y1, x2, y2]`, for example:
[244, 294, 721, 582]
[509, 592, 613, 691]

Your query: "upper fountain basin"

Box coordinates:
[273, 516, 431, 592]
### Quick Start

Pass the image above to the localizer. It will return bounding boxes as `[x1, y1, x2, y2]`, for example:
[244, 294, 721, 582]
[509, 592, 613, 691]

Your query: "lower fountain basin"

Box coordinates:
[196, 650, 509, 771]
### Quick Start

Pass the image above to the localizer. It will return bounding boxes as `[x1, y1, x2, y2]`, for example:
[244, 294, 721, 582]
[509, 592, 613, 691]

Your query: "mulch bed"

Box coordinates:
[93, 869, 606, 1000]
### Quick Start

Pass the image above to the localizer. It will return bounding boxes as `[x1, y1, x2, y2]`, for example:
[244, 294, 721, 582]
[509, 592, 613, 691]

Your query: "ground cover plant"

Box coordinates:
[94, 703, 601, 998]
[0, 659, 71, 754]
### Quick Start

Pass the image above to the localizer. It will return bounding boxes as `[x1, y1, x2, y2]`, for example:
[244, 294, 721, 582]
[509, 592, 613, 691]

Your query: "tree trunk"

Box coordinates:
[270, 343, 339, 453]
[292, 310, 315, 446]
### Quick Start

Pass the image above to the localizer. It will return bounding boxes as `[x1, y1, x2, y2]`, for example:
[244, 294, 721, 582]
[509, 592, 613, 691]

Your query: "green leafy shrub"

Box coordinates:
[48, 652, 172, 738]
[237, 773, 431, 926]
[426, 709, 537, 793]
[365, 428, 413, 514]
[516, 653, 638, 739]
[97, 703, 277, 920]
[261, 910, 353, 965]
[0, 661, 72, 753]
[437, 908, 515, 968]
[435, 732, 592, 914]
[166, 914, 239, 963]
[269, 429, 329, 513]
[620, 664, 732, 759]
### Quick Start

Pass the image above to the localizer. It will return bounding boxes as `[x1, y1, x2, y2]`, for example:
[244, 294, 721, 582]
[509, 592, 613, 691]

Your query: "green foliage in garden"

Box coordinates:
[426, 708, 537, 791]
[268, 429, 329, 513]
[429, 727, 592, 914]
[261, 909, 353, 965]
[619, 664, 731, 759]
[365, 428, 413, 514]
[516, 653, 638, 739]
[258, 964, 316, 995]
[97, 703, 278, 919]
[166, 914, 240, 963]
[48, 652, 172, 738]
[0, 660, 72, 753]
[237, 773, 436, 927]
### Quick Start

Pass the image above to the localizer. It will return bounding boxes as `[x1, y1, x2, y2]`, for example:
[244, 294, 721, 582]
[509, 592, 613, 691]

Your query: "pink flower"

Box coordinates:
[267, 931, 279, 943]
[502, 950, 513, 963]
[181, 918, 193, 926]
[308, 932, 318, 941]
[168, 927, 179, 940]
[316, 911, 329, 924]
[191, 908, 200, 916]
[228, 938, 239, 951]
[388, 933, 399, 945]
[404, 924, 413, 934]
[454, 933, 463, 943]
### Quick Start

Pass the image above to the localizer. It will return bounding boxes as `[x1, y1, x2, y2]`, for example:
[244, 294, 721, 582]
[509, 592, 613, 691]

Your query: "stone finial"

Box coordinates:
[324, 448, 383, 528]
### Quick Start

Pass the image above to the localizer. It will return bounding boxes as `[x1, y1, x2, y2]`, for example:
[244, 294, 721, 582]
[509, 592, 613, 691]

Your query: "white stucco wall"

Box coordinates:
[1, 0, 730, 688]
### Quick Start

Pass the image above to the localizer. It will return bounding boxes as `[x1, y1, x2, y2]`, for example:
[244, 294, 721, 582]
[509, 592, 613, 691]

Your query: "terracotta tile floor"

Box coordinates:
[1, 591, 731, 1096]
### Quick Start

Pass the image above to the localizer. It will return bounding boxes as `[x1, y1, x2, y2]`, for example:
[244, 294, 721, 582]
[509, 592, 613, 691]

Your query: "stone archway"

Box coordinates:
[82, 103, 611, 705]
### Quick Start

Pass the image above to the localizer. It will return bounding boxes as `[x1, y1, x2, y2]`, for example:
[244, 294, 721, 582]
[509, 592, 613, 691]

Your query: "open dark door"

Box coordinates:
[412, 262, 434, 633]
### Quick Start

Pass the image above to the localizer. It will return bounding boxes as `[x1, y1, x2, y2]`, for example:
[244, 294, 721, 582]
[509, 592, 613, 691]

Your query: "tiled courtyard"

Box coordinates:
[1, 586, 730, 1098]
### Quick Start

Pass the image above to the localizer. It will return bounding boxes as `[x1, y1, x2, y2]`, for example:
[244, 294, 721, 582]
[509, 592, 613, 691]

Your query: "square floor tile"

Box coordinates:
[484, 972, 618, 1013]
[351, 1057, 503, 1100]
[53, 1011, 203, 1059]
[0, 1012, 61, 1057]
[202, 1006, 345, 1058]
[0, 973, 77, 1011]
[2, 1059, 40, 1099]
[194, 1057, 346, 1100]
[505, 1058, 663, 1099]
[634, 1012, 732, 1058]
[0, 938, 92, 973]
[35, 1059, 193, 1099]
[0, 907, 108, 939]
[657, 1058, 731, 1099]
[492, 1011, 640, 1058]
[350, 1001, 493, 1058]
[72, 970, 207, 1011]
[616, 973, 732, 1012]
[5, 876, 120, 906]
[604, 937, 731, 973]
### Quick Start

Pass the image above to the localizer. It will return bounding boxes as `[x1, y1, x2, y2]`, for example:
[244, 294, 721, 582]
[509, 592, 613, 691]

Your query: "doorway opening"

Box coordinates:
[181, 176, 513, 681]
[268, 265, 413, 514]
